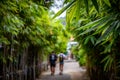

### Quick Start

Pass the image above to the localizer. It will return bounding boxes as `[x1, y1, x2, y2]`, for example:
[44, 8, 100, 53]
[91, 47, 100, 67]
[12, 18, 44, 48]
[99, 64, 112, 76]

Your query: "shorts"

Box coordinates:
[60, 62, 64, 65]
[50, 62, 56, 67]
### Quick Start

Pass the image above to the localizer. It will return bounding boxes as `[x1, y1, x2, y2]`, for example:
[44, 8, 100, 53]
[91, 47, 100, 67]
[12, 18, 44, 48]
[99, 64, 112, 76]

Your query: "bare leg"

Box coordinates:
[53, 67, 55, 75]
[59, 64, 63, 75]
[50, 67, 55, 75]
[50, 66, 52, 75]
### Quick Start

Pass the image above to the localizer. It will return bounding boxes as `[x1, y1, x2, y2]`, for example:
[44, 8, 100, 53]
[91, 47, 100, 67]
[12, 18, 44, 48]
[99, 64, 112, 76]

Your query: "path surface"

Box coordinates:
[37, 60, 89, 80]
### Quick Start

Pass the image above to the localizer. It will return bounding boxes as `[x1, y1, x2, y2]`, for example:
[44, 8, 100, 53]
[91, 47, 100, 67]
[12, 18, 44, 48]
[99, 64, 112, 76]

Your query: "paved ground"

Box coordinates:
[37, 60, 89, 80]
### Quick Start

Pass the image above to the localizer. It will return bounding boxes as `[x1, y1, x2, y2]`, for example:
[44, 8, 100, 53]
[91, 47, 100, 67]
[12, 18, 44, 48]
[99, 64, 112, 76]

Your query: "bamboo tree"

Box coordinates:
[53, 0, 120, 80]
[0, 0, 69, 80]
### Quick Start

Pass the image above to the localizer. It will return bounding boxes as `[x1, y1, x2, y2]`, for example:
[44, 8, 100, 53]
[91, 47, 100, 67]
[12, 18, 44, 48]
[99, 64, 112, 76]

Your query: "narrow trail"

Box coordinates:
[37, 60, 89, 80]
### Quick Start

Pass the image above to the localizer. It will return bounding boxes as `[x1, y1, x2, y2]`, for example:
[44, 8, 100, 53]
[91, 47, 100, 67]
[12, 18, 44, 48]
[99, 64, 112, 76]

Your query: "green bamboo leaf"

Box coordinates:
[0, 37, 10, 45]
[84, 36, 96, 45]
[8, 56, 13, 62]
[90, 36, 96, 45]
[79, 16, 110, 36]
[77, 20, 99, 30]
[103, 41, 113, 53]
[75, 0, 81, 21]
[114, 20, 120, 30]
[103, 0, 111, 7]
[95, 20, 112, 33]
[104, 56, 111, 71]
[66, 2, 76, 26]
[95, 21, 117, 45]
[77, 15, 110, 30]
[84, 0, 89, 14]
[84, 36, 90, 45]
[101, 55, 109, 63]
[91, 0, 99, 12]
[52, 0, 75, 19]
[102, 55, 114, 71]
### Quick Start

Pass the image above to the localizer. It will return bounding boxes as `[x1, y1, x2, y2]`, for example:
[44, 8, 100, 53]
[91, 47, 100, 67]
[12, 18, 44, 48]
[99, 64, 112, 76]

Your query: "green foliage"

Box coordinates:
[101, 54, 114, 71]
[53, 0, 120, 79]
[0, 1, 71, 80]
[76, 48, 86, 66]
[52, 0, 75, 19]
[71, 45, 86, 66]
[0, 0, 70, 64]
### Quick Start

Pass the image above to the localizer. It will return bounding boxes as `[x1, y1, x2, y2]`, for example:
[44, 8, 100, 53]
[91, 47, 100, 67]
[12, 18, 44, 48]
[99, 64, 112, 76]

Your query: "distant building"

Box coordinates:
[66, 36, 78, 59]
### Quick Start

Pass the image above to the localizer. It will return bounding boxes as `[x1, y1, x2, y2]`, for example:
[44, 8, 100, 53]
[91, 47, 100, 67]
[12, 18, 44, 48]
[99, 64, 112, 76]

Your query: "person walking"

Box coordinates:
[58, 52, 66, 75]
[49, 51, 57, 75]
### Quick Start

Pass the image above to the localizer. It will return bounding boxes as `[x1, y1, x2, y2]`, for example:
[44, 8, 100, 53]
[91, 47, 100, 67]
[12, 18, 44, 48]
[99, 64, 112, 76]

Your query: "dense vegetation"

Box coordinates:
[0, 0, 69, 80]
[54, 0, 120, 80]
[1, 0, 120, 80]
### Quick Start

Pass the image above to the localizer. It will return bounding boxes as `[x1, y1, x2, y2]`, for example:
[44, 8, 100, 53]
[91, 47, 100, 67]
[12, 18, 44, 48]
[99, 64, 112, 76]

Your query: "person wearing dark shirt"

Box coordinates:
[49, 51, 57, 75]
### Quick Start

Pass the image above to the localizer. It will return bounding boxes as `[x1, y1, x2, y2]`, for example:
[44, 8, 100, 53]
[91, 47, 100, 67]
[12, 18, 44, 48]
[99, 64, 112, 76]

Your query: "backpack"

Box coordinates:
[59, 54, 64, 62]
[49, 54, 57, 61]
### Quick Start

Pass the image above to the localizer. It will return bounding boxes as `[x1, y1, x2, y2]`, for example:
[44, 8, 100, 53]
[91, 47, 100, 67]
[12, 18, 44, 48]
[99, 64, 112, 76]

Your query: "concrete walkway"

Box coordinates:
[37, 60, 89, 80]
